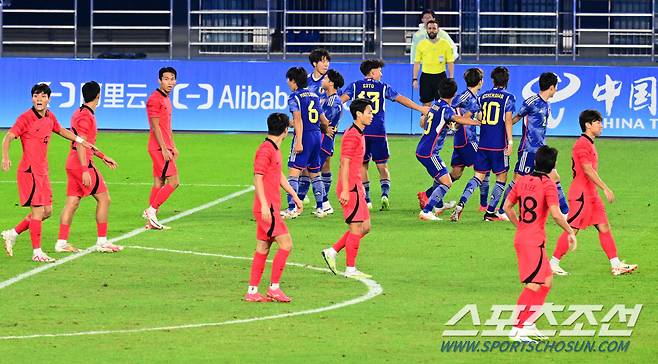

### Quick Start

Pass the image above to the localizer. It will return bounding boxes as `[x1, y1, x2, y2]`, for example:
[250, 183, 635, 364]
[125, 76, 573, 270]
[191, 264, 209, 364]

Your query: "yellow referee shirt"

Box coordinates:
[414, 38, 454, 74]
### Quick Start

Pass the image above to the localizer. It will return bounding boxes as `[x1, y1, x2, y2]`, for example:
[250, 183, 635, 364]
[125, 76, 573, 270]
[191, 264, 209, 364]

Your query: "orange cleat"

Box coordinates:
[417, 191, 429, 209]
[267, 288, 291, 303]
[244, 292, 272, 302]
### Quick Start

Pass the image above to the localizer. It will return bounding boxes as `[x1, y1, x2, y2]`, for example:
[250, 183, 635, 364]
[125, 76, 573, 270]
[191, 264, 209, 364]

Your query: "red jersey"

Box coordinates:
[9, 108, 62, 176]
[146, 89, 174, 151]
[253, 138, 282, 213]
[339, 124, 366, 187]
[507, 173, 559, 246]
[570, 134, 598, 198]
[66, 105, 97, 170]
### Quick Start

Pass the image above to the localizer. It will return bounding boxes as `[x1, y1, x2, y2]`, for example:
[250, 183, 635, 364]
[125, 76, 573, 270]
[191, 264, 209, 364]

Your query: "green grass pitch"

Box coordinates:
[0, 130, 656, 363]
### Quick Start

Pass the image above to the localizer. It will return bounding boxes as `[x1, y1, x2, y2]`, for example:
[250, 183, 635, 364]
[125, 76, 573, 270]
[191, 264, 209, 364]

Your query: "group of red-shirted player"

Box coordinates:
[1, 67, 180, 262]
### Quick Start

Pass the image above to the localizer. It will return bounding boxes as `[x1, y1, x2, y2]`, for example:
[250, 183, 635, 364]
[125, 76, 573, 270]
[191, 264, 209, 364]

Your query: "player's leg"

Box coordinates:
[370, 137, 391, 211]
[420, 157, 452, 221]
[55, 196, 82, 253]
[484, 152, 510, 220]
[320, 155, 334, 213]
[144, 149, 179, 229]
[376, 162, 391, 211]
[93, 191, 123, 253]
[296, 169, 312, 204]
[497, 173, 520, 217]
[308, 140, 327, 218]
[361, 163, 371, 208]
[322, 229, 350, 274]
[450, 168, 486, 222]
[594, 223, 637, 275]
[550, 227, 579, 275]
[479, 172, 490, 211]
[282, 167, 302, 217]
[549, 169, 569, 215]
[1, 213, 31, 257]
[267, 233, 293, 302]
[344, 219, 372, 279]
[246, 239, 273, 302]
[30, 205, 55, 263]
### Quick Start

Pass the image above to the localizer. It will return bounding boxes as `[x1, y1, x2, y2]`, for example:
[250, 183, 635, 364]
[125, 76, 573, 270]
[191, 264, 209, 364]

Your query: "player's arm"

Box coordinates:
[254, 173, 272, 222]
[447, 62, 454, 79]
[504, 111, 514, 156]
[337, 156, 351, 206]
[502, 198, 519, 228]
[452, 114, 481, 126]
[395, 95, 430, 115]
[582, 163, 615, 203]
[56, 128, 96, 151]
[149, 116, 173, 161]
[1, 131, 16, 171]
[340, 93, 350, 104]
[512, 114, 523, 124]
[292, 111, 303, 153]
[412, 62, 420, 89]
[549, 204, 577, 251]
[320, 113, 333, 137]
[280, 171, 303, 211]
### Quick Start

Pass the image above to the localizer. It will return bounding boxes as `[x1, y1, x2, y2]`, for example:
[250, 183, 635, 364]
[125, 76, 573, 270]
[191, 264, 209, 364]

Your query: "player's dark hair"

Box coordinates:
[286, 67, 308, 88]
[420, 9, 435, 21]
[491, 66, 510, 88]
[267, 113, 290, 136]
[158, 67, 177, 80]
[579, 109, 602, 132]
[325, 69, 344, 90]
[539, 72, 558, 91]
[309, 48, 331, 67]
[31, 83, 51, 97]
[464, 68, 484, 87]
[426, 20, 438, 28]
[359, 59, 385, 76]
[534, 145, 558, 174]
[350, 98, 373, 120]
[438, 78, 458, 99]
[82, 81, 101, 103]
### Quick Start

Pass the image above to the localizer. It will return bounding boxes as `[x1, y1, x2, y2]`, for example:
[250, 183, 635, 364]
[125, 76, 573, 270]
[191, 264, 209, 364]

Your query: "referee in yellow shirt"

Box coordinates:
[412, 20, 455, 105]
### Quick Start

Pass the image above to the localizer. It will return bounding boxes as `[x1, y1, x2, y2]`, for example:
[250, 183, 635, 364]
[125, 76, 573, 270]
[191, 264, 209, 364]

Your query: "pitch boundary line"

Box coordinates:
[0, 180, 251, 188]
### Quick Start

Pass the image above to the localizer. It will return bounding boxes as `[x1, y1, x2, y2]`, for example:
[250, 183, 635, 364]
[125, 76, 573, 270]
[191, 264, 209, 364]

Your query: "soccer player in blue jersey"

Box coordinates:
[340, 59, 429, 211]
[282, 67, 333, 219]
[496, 72, 569, 218]
[450, 66, 516, 221]
[417, 79, 480, 221]
[318, 69, 344, 214]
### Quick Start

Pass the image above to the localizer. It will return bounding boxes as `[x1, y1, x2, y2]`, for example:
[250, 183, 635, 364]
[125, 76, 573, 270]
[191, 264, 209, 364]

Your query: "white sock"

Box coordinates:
[327, 247, 337, 257]
[550, 256, 560, 265]
[248, 286, 258, 294]
[10, 228, 18, 236]
[610, 257, 621, 268]
[147, 206, 157, 215]
[96, 237, 108, 245]
[33, 248, 43, 256]
[270, 283, 279, 290]
[345, 266, 356, 274]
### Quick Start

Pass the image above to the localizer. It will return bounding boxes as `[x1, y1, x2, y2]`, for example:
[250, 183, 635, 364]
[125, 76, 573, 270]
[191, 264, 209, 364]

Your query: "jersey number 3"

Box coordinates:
[357, 91, 381, 114]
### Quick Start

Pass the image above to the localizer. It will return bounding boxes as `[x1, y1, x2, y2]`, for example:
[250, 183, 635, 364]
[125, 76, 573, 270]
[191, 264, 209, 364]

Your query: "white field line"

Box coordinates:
[0, 180, 250, 188]
[0, 245, 383, 340]
[0, 186, 255, 291]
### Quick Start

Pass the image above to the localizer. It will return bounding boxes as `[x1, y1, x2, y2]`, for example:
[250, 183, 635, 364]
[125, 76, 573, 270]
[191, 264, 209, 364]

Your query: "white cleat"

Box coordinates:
[433, 201, 456, 216]
[2, 229, 18, 257]
[344, 269, 372, 279]
[523, 324, 549, 341]
[303, 195, 310, 205]
[550, 261, 570, 276]
[449, 204, 464, 222]
[419, 210, 442, 221]
[312, 208, 328, 218]
[32, 253, 56, 263]
[612, 262, 638, 276]
[280, 208, 300, 220]
[54, 242, 80, 253]
[322, 201, 334, 214]
[509, 327, 539, 343]
[96, 243, 124, 253]
[497, 212, 510, 221]
[366, 202, 373, 210]
[142, 209, 164, 230]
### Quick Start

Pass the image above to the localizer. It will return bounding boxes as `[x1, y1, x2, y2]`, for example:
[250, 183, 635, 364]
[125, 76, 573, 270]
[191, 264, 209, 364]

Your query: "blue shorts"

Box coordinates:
[319, 149, 332, 168]
[364, 135, 390, 164]
[417, 155, 449, 181]
[451, 142, 478, 167]
[288, 132, 322, 172]
[514, 151, 536, 176]
[474, 149, 509, 175]
[319, 134, 334, 167]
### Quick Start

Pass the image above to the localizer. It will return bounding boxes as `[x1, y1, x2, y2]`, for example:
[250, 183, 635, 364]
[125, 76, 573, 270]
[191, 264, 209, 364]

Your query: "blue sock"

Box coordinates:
[487, 181, 506, 213]
[311, 176, 325, 209]
[556, 182, 569, 214]
[480, 172, 490, 207]
[380, 179, 390, 198]
[296, 175, 311, 201]
[425, 184, 436, 197]
[423, 184, 450, 213]
[287, 176, 299, 210]
[498, 180, 515, 214]
[364, 181, 371, 203]
[321, 172, 332, 203]
[459, 177, 482, 205]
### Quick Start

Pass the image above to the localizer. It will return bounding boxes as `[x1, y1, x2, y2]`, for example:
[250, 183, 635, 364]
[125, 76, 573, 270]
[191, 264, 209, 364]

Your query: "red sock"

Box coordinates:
[552, 232, 570, 260]
[29, 219, 42, 250]
[58, 224, 71, 240]
[149, 187, 160, 207]
[332, 231, 350, 253]
[525, 285, 551, 326]
[97, 222, 108, 238]
[15, 215, 31, 234]
[598, 230, 618, 260]
[514, 287, 536, 328]
[345, 233, 362, 267]
[152, 184, 175, 209]
[248, 251, 268, 287]
[270, 249, 290, 285]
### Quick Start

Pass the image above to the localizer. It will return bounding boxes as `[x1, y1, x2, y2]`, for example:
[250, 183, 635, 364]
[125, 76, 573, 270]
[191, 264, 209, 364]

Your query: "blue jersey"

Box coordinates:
[307, 73, 325, 97]
[343, 78, 400, 136]
[478, 87, 516, 151]
[517, 94, 550, 154]
[451, 89, 481, 148]
[320, 93, 343, 152]
[416, 100, 455, 158]
[288, 88, 324, 135]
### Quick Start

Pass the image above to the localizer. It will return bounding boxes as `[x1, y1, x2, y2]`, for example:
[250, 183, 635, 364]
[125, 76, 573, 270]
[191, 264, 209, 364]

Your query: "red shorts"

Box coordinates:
[17, 170, 52, 207]
[66, 166, 108, 197]
[567, 191, 608, 230]
[515, 242, 551, 284]
[337, 183, 370, 224]
[149, 149, 178, 179]
[254, 206, 289, 242]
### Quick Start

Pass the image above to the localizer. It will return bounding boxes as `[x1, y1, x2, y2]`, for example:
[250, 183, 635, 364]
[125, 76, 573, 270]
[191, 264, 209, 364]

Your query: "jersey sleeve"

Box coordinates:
[445, 106, 457, 122]
[50, 112, 62, 133]
[574, 143, 595, 165]
[342, 82, 355, 101]
[444, 40, 455, 63]
[73, 114, 90, 136]
[516, 99, 532, 118]
[287, 95, 300, 114]
[146, 96, 162, 119]
[253, 146, 272, 175]
[384, 84, 400, 101]
[544, 180, 559, 207]
[9, 115, 28, 137]
[505, 94, 516, 114]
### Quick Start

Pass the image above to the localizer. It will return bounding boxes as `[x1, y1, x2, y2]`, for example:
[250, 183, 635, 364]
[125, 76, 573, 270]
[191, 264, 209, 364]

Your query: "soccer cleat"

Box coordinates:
[419, 210, 442, 221]
[55, 243, 80, 253]
[611, 262, 638, 276]
[303, 195, 310, 205]
[550, 261, 570, 276]
[523, 324, 549, 341]
[142, 209, 164, 230]
[96, 243, 124, 253]
[434, 200, 457, 215]
[244, 292, 272, 302]
[312, 208, 328, 218]
[483, 211, 501, 221]
[417, 191, 429, 209]
[280, 208, 300, 220]
[479, 205, 488, 212]
[32, 253, 56, 263]
[322, 201, 334, 214]
[450, 203, 464, 222]
[267, 288, 291, 302]
[380, 196, 390, 211]
[509, 327, 538, 343]
[366, 202, 373, 210]
[344, 269, 372, 279]
[2, 229, 18, 257]
[321, 249, 338, 275]
[497, 212, 510, 221]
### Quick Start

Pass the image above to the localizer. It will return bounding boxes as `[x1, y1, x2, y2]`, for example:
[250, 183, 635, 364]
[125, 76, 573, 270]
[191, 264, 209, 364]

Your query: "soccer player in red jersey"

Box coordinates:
[143, 67, 179, 230]
[54, 81, 123, 254]
[549, 110, 637, 276]
[245, 113, 303, 303]
[1, 83, 95, 262]
[321, 99, 374, 279]
[503, 145, 577, 342]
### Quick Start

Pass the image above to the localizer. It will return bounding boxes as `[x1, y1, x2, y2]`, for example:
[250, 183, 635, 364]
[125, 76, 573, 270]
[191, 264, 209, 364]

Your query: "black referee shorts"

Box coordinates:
[419, 72, 447, 104]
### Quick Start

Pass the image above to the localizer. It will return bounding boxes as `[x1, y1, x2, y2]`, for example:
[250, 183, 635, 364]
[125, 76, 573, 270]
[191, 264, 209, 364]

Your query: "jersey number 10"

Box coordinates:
[481, 101, 501, 125]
